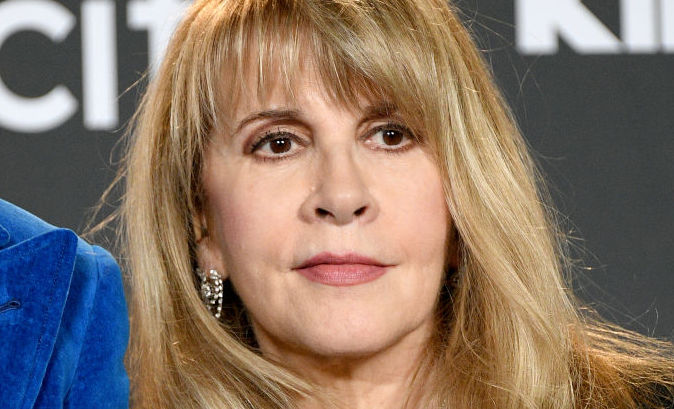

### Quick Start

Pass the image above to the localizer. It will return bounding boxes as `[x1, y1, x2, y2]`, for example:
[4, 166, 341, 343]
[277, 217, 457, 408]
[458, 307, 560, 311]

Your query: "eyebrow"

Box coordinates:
[361, 102, 399, 122]
[231, 102, 400, 135]
[233, 109, 301, 135]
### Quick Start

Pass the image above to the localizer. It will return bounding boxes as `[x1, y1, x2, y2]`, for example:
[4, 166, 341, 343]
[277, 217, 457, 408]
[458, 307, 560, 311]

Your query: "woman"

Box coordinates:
[115, 0, 674, 408]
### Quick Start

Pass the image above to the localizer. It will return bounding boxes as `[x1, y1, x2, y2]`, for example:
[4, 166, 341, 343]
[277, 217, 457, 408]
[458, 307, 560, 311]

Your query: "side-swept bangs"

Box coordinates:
[166, 0, 460, 151]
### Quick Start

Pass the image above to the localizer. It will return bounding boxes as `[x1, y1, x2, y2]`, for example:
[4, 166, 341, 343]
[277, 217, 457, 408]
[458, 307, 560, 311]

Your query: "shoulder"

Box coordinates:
[0, 199, 129, 408]
[0, 198, 121, 283]
[0, 199, 121, 286]
[0, 198, 115, 297]
[0, 198, 58, 245]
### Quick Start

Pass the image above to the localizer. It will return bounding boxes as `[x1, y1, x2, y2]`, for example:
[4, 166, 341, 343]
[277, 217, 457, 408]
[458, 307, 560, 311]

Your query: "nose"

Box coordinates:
[300, 151, 378, 225]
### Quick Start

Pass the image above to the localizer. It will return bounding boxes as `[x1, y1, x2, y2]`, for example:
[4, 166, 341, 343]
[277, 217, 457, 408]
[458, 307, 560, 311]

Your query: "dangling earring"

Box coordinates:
[197, 268, 223, 319]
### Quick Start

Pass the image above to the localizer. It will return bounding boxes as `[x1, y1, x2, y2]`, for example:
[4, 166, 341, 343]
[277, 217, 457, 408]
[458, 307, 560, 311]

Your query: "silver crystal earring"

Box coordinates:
[197, 268, 223, 319]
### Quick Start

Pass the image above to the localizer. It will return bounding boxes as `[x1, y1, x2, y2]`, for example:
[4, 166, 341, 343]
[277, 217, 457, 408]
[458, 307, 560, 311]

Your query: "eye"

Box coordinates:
[366, 123, 415, 151]
[249, 130, 305, 159]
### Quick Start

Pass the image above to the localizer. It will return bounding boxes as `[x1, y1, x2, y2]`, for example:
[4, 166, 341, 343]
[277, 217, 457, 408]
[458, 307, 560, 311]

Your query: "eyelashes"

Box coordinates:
[248, 128, 306, 155]
[366, 123, 416, 151]
[246, 122, 419, 161]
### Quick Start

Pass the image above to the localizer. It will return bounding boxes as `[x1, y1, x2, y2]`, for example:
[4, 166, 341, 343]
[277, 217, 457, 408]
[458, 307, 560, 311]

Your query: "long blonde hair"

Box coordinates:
[111, 0, 674, 408]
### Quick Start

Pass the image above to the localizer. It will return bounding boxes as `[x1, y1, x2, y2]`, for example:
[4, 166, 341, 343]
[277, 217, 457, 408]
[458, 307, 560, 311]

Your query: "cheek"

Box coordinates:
[369, 154, 449, 315]
[378, 155, 449, 263]
[204, 161, 303, 277]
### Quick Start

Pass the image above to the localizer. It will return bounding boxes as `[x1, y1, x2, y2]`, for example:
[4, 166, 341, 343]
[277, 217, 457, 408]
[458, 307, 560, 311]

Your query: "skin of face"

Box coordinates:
[198, 69, 450, 363]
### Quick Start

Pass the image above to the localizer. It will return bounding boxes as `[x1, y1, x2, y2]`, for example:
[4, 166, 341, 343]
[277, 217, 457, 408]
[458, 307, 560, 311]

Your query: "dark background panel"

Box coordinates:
[457, 0, 674, 338]
[0, 0, 672, 338]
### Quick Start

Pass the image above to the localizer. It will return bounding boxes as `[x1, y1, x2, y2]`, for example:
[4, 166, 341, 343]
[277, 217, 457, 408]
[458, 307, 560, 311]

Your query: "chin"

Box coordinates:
[249, 292, 437, 362]
[290, 318, 415, 359]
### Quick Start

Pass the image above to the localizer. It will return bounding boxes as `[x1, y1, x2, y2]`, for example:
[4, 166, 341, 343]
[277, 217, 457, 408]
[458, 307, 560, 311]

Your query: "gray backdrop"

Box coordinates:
[1, 0, 672, 338]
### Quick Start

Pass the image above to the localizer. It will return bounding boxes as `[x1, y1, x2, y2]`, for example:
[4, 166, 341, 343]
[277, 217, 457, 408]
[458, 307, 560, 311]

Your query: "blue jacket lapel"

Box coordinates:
[0, 228, 78, 409]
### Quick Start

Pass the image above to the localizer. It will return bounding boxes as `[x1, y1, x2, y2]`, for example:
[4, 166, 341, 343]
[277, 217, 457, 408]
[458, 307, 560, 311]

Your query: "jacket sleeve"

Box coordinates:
[64, 245, 129, 409]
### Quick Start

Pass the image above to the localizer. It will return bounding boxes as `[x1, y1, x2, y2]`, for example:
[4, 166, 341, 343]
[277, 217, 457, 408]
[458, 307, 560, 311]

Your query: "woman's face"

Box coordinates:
[199, 69, 450, 359]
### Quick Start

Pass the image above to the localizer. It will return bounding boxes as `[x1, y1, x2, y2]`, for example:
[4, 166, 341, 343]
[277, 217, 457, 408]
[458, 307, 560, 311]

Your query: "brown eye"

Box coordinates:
[269, 137, 291, 153]
[249, 131, 305, 160]
[367, 123, 415, 152]
[382, 129, 404, 146]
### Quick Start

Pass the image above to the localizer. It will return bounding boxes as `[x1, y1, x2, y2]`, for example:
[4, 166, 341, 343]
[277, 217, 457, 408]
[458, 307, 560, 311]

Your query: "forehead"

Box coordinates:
[208, 17, 428, 142]
[221, 55, 392, 134]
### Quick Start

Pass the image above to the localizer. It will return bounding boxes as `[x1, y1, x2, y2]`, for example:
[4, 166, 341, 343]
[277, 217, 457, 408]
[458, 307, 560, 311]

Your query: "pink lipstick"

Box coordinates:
[294, 252, 391, 286]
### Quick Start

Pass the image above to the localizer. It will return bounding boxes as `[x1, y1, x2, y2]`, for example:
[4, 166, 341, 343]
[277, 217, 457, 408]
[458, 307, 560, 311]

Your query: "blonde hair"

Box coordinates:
[109, 0, 674, 408]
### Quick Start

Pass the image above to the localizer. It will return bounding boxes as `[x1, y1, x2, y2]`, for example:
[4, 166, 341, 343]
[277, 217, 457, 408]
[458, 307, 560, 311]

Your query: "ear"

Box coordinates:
[194, 211, 228, 280]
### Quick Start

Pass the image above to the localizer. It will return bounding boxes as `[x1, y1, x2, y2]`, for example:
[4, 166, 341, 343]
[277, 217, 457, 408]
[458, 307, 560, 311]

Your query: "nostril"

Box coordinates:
[313, 205, 368, 220]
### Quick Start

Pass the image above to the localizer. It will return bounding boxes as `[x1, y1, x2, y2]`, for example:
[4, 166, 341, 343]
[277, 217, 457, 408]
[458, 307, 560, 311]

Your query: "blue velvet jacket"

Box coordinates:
[0, 199, 129, 409]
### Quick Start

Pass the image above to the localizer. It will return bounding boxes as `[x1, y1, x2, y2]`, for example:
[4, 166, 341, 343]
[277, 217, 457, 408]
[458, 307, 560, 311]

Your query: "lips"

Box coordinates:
[293, 252, 391, 286]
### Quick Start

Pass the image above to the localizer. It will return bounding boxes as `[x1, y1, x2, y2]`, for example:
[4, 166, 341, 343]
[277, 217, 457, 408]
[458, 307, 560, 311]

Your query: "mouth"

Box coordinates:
[293, 252, 392, 287]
